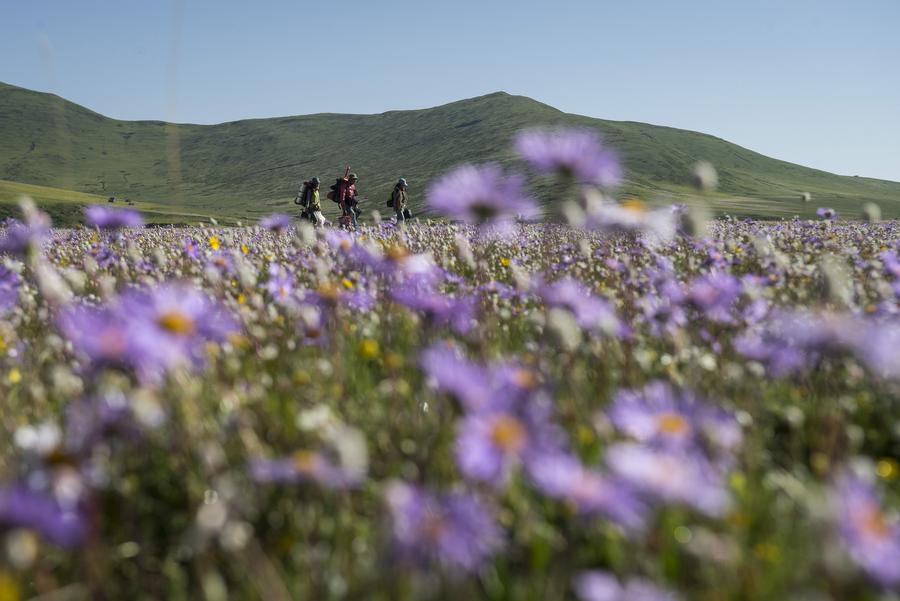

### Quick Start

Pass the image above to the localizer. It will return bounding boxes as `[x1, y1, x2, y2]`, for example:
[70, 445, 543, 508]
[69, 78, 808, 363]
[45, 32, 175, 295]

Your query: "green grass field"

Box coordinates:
[0, 179, 242, 226]
[2, 81, 899, 222]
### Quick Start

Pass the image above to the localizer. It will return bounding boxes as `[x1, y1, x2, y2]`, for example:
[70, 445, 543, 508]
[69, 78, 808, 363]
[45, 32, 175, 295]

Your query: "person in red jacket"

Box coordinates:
[338, 172, 360, 228]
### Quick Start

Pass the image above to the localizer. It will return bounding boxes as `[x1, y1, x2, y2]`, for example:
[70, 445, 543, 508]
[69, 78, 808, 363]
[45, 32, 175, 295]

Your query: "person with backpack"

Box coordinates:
[330, 169, 360, 229]
[389, 178, 411, 224]
[295, 177, 325, 227]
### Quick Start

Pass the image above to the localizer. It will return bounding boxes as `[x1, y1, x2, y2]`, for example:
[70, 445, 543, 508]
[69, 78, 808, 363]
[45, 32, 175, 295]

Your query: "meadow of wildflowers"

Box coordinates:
[1, 129, 899, 600]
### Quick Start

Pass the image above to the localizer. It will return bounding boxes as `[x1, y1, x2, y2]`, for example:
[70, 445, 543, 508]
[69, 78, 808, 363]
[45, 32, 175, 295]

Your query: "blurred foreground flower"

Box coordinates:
[0, 199, 50, 257]
[0, 484, 85, 547]
[606, 443, 731, 517]
[583, 199, 676, 247]
[539, 277, 626, 336]
[514, 128, 621, 187]
[607, 381, 742, 455]
[575, 570, 679, 601]
[85, 205, 145, 229]
[427, 164, 537, 225]
[528, 453, 648, 529]
[385, 481, 501, 572]
[832, 467, 900, 587]
[250, 424, 368, 490]
[59, 283, 238, 383]
[0, 263, 21, 314]
[259, 213, 292, 232]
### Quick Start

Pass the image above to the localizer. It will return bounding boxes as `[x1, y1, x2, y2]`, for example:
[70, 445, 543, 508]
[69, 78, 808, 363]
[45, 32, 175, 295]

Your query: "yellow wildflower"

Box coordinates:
[877, 458, 898, 481]
[358, 339, 379, 359]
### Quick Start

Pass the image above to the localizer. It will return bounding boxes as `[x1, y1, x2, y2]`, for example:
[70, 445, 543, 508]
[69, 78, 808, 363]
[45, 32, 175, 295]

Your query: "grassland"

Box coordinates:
[2, 81, 899, 222]
[0, 179, 240, 226]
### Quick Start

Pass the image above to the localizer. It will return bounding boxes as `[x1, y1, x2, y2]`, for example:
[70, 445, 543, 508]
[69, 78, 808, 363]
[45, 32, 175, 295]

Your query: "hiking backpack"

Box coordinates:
[295, 182, 311, 208]
[327, 179, 342, 203]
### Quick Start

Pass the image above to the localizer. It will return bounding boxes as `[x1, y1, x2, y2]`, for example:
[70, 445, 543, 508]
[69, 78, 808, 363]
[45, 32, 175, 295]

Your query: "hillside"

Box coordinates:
[2, 80, 899, 222]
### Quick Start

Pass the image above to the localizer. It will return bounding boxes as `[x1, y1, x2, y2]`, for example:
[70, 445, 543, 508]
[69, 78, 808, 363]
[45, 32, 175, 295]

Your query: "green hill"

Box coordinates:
[2, 80, 899, 223]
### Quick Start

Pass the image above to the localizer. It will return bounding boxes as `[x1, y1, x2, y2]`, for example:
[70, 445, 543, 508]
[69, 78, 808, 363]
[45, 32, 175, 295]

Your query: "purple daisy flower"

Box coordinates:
[528, 453, 648, 529]
[574, 570, 679, 601]
[640, 297, 687, 338]
[605, 443, 731, 517]
[0, 484, 86, 547]
[420, 343, 543, 413]
[392, 280, 476, 335]
[420, 344, 497, 412]
[250, 447, 364, 490]
[514, 128, 622, 187]
[384, 481, 501, 572]
[84, 205, 144, 229]
[0, 264, 21, 315]
[64, 390, 150, 455]
[879, 250, 900, 279]
[122, 284, 238, 362]
[607, 382, 742, 454]
[259, 213, 292, 232]
[832, 468, 900, 586]
[816, 207, 837, 220]
[539, 277, 625, 336]
[182, 237, 201, 259]
[454, 392, 563, 486]
[687, 271, 742, 323]
[427, 164, 538, 225]
[265, 263, 295, 304]
[59, 284, 238, 383]
[57, 303, 136, 372]
[0, 211, 50, 257]
[206, 251, 236, 275]
[90, 243, 117, 267]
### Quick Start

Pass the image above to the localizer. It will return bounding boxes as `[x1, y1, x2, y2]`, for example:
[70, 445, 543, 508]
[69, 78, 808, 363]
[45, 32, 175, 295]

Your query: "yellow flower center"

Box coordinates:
[621, 198, 647, 213]
[385, 245, 410, 261]
[511, 369, 538, 389]
[490, 415, 527, 454]
[657, 412, 689, 435]
[858, 504, 890, 539]
[292, 450, 320, 474]
[421, 513, 448, 542]
[157, 311, 196, 335]
[317, 282, 341, 301]
[209, 235, 220, 250]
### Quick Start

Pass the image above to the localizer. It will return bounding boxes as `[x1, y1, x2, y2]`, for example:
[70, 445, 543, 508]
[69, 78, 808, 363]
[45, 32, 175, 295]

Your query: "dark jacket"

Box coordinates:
[392, 186, 408, 210]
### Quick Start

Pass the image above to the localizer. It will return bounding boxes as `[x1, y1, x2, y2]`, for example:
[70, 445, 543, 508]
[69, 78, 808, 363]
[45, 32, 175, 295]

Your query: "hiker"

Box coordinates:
[295, 177, 325, 227]
[391, 178, 411, 223]
[336, 171, 360, 228]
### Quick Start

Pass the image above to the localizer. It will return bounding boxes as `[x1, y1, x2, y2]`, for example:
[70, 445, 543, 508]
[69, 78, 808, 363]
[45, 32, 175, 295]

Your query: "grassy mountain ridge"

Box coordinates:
[2, 80, 899, 223]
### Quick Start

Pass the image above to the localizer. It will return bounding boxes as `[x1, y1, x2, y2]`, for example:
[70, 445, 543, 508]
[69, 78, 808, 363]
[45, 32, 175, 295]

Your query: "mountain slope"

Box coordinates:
[2, 80, 898, 221]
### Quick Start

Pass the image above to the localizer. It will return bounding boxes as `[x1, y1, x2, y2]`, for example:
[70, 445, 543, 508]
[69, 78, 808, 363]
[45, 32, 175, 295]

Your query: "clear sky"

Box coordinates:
[2, 0, 899, 181]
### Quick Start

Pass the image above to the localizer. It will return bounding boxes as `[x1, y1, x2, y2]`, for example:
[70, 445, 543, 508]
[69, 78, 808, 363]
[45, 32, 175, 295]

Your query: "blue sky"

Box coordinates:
[2, 0, 899, 181]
